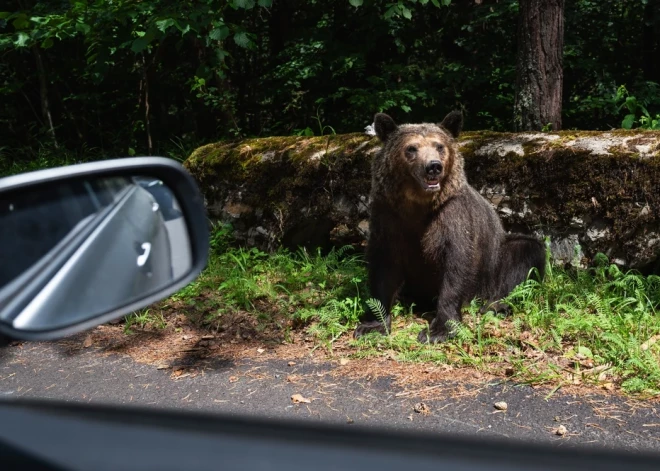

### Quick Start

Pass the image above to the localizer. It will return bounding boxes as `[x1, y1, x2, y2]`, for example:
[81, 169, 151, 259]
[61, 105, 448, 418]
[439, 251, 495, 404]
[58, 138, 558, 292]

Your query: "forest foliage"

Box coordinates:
[2, 0, 660, 163]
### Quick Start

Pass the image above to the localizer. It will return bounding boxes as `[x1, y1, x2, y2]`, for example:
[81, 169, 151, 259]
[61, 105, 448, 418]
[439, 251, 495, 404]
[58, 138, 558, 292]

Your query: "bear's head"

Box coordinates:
[373, 111, 463, 198]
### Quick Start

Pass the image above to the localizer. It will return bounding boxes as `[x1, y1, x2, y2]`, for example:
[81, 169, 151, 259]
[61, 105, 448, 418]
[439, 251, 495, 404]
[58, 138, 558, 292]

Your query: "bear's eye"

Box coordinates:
[405, 145, 418, 154]
[435, 143, 445, 152]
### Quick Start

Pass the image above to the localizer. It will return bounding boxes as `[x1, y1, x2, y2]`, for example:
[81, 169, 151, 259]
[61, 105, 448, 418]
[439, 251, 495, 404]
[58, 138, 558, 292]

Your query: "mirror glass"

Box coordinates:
[0, 174, 193, 332]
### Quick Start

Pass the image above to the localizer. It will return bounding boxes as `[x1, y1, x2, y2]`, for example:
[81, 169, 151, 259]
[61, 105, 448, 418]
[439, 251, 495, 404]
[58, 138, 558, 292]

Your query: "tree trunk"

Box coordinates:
[513, 0, 564, 131]
[141, 54, 153, 155]
[32, 46, 58, 148]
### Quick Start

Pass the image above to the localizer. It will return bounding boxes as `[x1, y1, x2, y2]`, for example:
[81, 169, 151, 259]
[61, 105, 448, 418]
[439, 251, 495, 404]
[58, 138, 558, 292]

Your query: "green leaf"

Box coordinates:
[156, 19, 175, 33]
[621, 114, 635, 129]
[75, 21, 91, 35]
[15, 32, 30, 47]
[0, 12, 11, 19]
[441, 0, 452, 5]
[576, 346, 593, 358]
[209, 26, 230, 41]
[233, 0, 256, 9]
[431, 0, 440, 5]
[131, 36, 151, 53]
[384, 5, 398, 19]
[233, 31, 252, 48]
[41, 37, 54, 49]
[216, 49, 230, 62]
[402, 7, 412, 19]
[12, 14, 30, 30]
[258, 0, 273, 6]
[401, 105, 412, 113]
[349, 0, 364, 6]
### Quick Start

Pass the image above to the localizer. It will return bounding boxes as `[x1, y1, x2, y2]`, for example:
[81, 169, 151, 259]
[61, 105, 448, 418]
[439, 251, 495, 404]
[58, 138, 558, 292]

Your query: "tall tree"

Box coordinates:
[513, 0, 565, 131]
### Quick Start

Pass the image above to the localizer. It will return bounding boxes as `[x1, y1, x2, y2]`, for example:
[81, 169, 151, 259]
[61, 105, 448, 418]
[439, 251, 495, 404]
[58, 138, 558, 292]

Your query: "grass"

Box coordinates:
[169, 223, 366, 343]
[167, 224, 660, 397]
[123, 308, 168, 334]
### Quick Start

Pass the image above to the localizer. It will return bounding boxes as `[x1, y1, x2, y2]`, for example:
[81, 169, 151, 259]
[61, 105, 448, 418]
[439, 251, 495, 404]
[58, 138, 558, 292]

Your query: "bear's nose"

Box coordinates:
[426, 160, 443, 175]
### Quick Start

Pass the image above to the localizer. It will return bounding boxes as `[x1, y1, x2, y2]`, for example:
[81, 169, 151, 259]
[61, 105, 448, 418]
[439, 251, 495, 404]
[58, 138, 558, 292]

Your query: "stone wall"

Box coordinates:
[184, 130, 660, 271]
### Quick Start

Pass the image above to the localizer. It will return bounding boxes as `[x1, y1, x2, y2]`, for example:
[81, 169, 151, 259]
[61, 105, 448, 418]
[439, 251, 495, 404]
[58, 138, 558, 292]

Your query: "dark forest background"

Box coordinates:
[2, 0, 660, 171]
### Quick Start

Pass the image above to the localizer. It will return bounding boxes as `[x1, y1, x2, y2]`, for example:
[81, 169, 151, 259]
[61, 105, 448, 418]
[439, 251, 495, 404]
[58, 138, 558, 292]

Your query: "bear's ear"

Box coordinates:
[374, 113, 398, 142]
[439, 110, 463, 138]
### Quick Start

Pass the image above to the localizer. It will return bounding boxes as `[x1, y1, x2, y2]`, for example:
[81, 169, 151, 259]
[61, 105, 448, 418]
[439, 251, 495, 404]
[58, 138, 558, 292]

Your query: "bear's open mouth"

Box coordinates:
[424, 178, 440, 190]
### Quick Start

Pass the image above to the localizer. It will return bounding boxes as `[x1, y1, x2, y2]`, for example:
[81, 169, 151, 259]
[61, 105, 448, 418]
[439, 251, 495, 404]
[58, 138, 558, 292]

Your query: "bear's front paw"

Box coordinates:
[354, 320, 389, 339]
[417, 328, 451, 344]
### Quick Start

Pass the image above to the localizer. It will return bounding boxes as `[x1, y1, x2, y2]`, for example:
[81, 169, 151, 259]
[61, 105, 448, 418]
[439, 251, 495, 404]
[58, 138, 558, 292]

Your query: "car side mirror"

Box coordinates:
[0, 157, 209, 342]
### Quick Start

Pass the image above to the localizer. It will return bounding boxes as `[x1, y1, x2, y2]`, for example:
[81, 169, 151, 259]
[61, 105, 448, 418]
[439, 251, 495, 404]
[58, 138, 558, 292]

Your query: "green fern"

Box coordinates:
[366, 298, 390, 335]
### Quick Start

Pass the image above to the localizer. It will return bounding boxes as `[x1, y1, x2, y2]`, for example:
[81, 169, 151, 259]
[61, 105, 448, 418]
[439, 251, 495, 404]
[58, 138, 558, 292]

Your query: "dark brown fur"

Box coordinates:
[354, 111, 545, 343]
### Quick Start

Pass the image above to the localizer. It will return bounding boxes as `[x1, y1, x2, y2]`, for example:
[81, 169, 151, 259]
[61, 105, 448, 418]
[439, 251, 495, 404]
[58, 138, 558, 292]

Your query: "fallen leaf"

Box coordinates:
[339, 358, 349, 366]
[602, 382, 615, 391]
[576, 358, 594, 368]
[346, 418, 354, 424]
[82, 336, 93, 348]
[257, 348, 265, 354]
[201, 335, 215, 340]
[291, 393, 311, 404]
[494, 401, 508, 411]
[229, 376, 239, 383]
[156, 364, 170, 370]
[287, 361, 296, 366]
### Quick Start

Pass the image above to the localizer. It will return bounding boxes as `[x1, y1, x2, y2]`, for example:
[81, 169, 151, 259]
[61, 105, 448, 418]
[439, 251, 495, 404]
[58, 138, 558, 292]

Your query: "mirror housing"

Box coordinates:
[0, 157, 209, 341]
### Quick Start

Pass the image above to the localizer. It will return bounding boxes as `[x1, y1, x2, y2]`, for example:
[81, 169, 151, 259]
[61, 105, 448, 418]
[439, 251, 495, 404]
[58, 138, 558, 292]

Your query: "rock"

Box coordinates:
[549, 234, 584, 267]
[185, 131, 660, 270]
[569, 217, 584, 229]
[357, 220, 370, 237]
[223, 202, 253, 219]
[586, 223, 610, 242]
[553, 424, 568, 436]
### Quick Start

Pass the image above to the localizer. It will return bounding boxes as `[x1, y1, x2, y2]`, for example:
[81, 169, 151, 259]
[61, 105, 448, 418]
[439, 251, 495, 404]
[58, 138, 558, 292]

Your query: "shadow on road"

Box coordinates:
[47, 327, 238, 374]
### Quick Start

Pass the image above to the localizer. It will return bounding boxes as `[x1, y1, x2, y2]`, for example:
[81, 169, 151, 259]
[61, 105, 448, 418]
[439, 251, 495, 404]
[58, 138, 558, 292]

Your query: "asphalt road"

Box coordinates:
[1, 339, 659, 455]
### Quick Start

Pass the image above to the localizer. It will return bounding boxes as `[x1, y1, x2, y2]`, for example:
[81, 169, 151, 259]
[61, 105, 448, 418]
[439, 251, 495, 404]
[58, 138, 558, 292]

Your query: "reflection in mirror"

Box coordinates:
[0, 175, 192, 332]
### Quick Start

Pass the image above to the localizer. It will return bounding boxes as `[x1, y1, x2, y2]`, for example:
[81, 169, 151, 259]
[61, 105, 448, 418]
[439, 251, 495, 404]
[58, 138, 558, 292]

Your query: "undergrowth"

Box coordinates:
[167, 224, 660, 397]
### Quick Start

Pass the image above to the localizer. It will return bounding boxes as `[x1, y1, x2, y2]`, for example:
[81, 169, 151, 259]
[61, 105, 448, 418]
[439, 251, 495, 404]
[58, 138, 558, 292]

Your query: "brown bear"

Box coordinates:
[354, 110, 546, 344]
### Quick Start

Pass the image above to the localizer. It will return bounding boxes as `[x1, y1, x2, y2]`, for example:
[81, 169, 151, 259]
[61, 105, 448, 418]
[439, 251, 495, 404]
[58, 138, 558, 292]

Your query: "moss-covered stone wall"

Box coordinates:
[184, 130, 660, 271]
